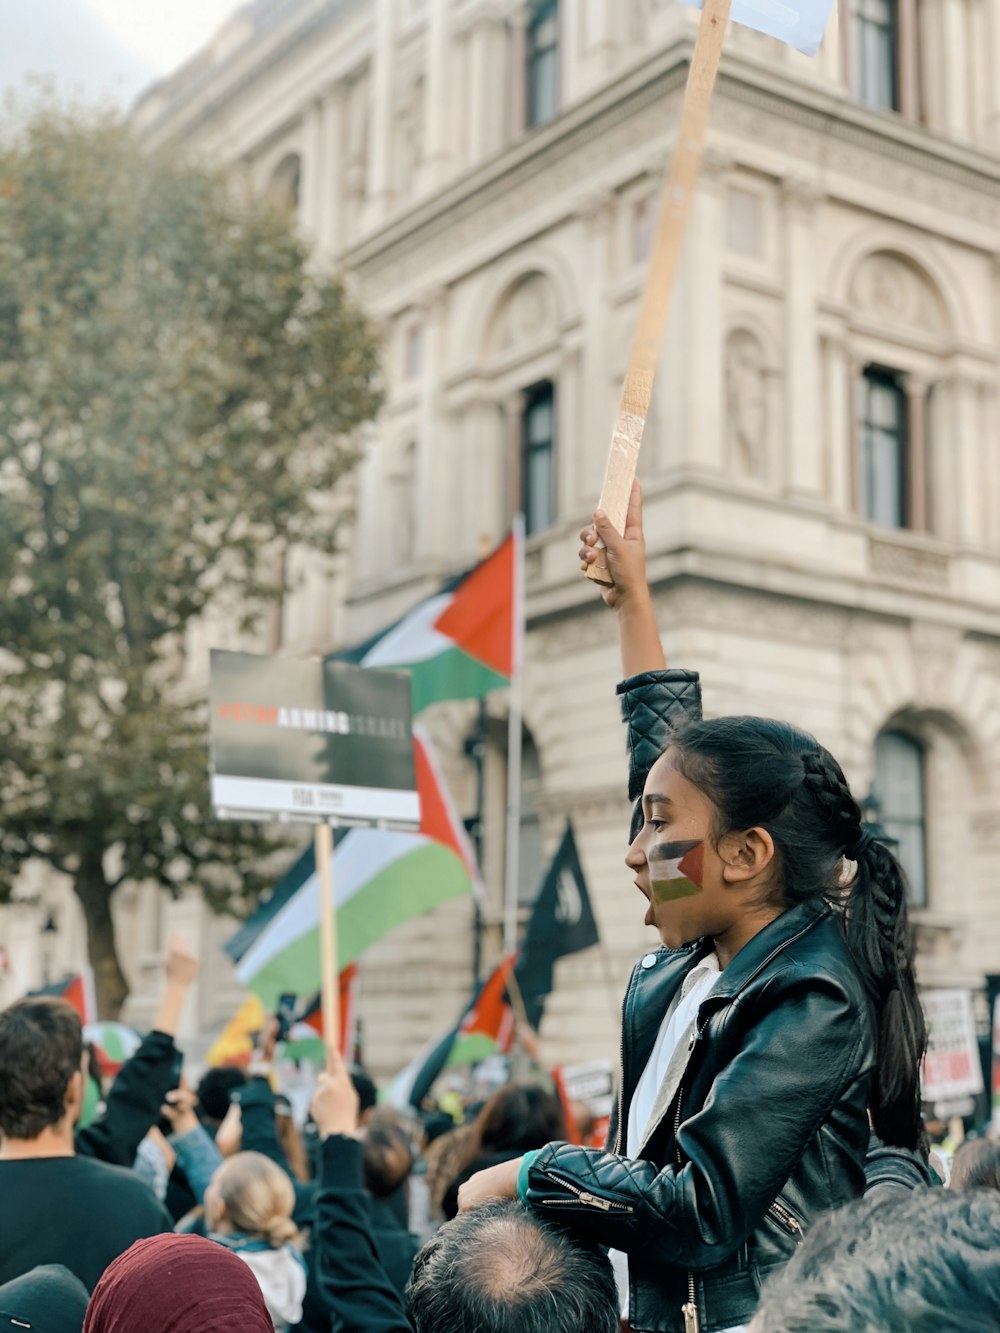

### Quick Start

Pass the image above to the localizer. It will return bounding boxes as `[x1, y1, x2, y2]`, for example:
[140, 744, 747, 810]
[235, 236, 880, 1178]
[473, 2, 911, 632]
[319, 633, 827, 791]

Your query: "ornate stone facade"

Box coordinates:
[5, 0, 1000, 1075]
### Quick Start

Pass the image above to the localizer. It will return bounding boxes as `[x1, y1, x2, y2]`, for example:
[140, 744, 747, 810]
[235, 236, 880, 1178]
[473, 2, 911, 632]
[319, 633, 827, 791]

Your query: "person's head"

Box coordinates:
[204, 1151, 299, 1249]
[750, 1187, 1000, 1332]
[0, 998, 84, 1142]
[196, 1067, 247, 1129]
[473, 1084, 566, 1157]
[0, 1264, 89, 1333]
[949, 1137, 1000, 1191]
[404, 1200, 619, 1333]
[83, 1234, 274, 1332]
[627, 716, 925, 1149]
[364, 1119, 414, 1199]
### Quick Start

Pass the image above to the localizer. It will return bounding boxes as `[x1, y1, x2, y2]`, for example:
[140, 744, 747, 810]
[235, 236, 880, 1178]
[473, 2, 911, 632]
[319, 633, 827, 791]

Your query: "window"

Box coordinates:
[874, 731, 928, 907]
[521, 381, 556, 535]
[859, 367, 908, 529]
[852, 0, 898, 111]
[527, 0, 559, 129]
[387, 441, 417, 567]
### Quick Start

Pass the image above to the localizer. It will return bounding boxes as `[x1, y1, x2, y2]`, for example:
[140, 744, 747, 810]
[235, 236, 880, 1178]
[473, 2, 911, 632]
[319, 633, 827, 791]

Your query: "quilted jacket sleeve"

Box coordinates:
[523, 966, 867, 1270]
[617, 670, 702, 804]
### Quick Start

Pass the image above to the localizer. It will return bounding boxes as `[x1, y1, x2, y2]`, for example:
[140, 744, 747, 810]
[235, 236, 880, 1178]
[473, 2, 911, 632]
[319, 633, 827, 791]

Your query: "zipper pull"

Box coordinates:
[682, 1301, 700, 1333]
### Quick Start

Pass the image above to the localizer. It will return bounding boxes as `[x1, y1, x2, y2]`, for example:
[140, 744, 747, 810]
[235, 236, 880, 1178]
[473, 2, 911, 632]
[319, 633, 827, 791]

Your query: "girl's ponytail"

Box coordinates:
[845, 833, 926, 1150]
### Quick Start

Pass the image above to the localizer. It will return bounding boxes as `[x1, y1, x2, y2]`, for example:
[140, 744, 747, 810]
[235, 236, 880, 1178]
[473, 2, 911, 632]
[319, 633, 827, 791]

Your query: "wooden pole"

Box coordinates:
[588, 0, 733, 586]
[315, 822, 340, 1047]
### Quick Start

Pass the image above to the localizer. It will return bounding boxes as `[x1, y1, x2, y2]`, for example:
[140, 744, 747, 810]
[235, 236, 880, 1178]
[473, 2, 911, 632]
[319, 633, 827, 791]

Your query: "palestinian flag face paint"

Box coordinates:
[650, 839, 705, 903]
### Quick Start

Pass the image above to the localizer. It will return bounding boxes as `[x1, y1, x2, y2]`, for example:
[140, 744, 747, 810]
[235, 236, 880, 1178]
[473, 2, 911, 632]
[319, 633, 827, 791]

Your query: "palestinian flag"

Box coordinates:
[226, 729, 481, 1009]
[29, 971, 97, 1026]
[332, 530, 520, 714]
[285, 965, 359, 1064]
[649, 839, 705, 903]
[384, 955, 518, 1109]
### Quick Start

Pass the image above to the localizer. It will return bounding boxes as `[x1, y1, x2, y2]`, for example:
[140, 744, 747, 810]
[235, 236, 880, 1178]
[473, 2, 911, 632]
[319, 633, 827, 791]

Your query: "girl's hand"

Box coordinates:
[579, 480, 648, 610]
[456, 1156, 522, 1211]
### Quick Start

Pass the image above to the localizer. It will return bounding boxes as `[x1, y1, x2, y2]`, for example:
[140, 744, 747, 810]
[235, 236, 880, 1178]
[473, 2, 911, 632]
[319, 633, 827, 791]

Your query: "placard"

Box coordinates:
[209, 651, 418, 827]
[921, 988, 984, 1104]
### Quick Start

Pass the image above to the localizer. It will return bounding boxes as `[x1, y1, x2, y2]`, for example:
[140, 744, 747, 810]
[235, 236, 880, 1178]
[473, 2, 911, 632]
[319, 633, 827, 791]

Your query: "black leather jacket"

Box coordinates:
[522, 670, 876, 1333]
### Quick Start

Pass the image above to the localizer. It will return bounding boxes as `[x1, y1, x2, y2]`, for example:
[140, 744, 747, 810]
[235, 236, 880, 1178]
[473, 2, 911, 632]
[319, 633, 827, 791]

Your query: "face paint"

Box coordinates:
[650, 839, 705, 903]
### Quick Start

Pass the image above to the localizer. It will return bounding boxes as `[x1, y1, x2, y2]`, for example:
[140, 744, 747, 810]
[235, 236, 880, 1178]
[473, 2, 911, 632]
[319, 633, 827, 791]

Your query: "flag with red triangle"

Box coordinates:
[28, 970, 97, 1026]
[331, 531, 519, 713]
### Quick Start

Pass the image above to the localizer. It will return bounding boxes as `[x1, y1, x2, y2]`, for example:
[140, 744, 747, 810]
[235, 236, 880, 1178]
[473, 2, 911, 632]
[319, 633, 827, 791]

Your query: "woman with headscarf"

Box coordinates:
[82, 1234, 274, 1333]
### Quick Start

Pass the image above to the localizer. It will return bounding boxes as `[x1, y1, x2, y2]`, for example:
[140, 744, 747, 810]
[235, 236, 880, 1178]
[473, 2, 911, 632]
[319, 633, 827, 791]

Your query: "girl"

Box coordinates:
[458, 484, 926, 1333]
[205, 1151, 307, 1333]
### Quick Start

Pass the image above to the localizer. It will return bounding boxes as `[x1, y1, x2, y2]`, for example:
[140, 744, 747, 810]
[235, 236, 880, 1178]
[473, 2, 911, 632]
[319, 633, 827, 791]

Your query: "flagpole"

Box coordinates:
[315, 822, 340, 1045]
[503, 513, 526, 957]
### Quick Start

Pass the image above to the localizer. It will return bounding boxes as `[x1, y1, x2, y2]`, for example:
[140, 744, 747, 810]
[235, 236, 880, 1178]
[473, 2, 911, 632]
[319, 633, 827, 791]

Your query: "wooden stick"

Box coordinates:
[588, 0, 733, 586]
[315, 822, 340, 1048]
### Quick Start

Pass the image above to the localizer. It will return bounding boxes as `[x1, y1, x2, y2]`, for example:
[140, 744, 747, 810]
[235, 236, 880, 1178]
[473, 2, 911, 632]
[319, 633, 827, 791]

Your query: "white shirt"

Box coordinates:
[609, 953, 745, 1332]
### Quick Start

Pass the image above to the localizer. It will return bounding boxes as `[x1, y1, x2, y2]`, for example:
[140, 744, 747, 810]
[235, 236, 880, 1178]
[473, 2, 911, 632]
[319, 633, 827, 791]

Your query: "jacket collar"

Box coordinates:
[707, 898, 831, 1002]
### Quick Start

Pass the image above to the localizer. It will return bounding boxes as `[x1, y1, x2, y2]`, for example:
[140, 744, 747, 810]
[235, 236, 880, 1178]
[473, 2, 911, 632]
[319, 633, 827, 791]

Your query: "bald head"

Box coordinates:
[405, 1201, 619, 1333]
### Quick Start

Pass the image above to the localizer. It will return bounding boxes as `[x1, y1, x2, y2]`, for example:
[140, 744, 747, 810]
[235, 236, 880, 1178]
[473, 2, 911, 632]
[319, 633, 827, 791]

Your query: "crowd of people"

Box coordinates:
[2, 488, 999, 1331]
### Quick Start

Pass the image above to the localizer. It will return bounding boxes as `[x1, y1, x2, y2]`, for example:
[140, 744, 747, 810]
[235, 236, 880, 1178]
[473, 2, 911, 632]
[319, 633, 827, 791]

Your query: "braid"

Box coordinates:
[799, 750, 861, 852]
[801, 746, 926, 1149]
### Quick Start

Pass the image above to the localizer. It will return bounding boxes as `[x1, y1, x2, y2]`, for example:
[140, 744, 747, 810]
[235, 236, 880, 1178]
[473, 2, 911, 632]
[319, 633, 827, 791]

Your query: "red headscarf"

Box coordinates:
[83, 1234, 274, 1333]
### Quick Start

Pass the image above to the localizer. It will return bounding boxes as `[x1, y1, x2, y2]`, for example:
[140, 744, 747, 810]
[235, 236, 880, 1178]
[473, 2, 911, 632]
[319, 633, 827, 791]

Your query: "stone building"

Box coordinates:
[5, 0, 1000, 1077]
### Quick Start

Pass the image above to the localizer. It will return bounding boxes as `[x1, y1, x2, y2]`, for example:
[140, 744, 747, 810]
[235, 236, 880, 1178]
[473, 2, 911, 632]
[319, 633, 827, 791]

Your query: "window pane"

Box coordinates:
[860, 369, 907, 529]
[875, 732, 927, 906]
[852, 0, 897, 110]
[522, 384, 555, 535]
[527, 1, 559, 127]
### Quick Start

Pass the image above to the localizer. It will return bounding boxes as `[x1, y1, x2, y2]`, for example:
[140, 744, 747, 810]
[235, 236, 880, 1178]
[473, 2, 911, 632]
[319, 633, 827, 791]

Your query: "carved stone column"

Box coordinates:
[782, 177, 824, 498]
[897, 0, 921, 120]
[687, 150, 729, 474]
[318, 91, 345, 259]
[577, 190, 614, 500]
[420, 0, 452, 191]
[903, 372, 930, 532]
[502, 390, 526, 525]
[365, 0, 397, 222]
[822, 330, 852, 512]
[300, 99, 324, 240]
[416, 288, 448, 559]
[950, 372, 986, 545]
[940, 0, 971, 138]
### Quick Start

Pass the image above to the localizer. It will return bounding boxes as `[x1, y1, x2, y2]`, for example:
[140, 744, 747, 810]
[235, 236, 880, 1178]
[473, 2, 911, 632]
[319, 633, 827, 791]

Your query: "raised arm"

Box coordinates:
[580, 480, 703, 808]
[579, 480, 665, 678]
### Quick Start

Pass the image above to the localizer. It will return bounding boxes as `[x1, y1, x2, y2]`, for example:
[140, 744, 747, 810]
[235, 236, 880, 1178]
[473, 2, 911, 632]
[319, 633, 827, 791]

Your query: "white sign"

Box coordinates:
[560, 1060, 615, 1118]
[679, 0, 836, 55]
[921, 989, 984, 1104]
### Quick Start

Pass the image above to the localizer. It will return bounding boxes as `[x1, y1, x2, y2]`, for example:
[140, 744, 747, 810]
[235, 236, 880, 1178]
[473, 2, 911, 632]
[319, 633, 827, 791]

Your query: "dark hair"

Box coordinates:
[668, 715, 926, 1149]
[753, 1188, 1000, 1332]
[0, 997, 83, 1138]
[404, 1200, 619, 1333]
[472, 1083, 567, 1158]
[949, 1138, 1000, 1192]
[196, 1066, 247, 1124]
[364, 1120, 414, 1199]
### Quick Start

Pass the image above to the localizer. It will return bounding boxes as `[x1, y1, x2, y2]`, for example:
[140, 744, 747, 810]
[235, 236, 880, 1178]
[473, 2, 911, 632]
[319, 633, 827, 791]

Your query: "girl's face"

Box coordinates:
[626, 748, 768, 953]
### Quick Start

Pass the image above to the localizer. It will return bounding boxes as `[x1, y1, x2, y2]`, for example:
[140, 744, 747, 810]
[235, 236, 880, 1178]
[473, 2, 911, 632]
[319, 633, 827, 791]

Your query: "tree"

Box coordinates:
[0, 105, 383, 1016]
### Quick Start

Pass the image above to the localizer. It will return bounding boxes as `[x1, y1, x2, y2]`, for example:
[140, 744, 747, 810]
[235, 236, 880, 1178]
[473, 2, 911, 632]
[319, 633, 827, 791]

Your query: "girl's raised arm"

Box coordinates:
[579, 480, 666, 679]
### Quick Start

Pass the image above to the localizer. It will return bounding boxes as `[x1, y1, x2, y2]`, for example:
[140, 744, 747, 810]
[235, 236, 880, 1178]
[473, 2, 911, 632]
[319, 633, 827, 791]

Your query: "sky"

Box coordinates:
[2, 0, 244, 106]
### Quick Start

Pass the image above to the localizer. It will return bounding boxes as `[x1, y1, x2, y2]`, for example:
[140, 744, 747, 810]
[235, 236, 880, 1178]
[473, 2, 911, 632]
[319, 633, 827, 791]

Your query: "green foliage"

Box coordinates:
[0, 103, 382, 994]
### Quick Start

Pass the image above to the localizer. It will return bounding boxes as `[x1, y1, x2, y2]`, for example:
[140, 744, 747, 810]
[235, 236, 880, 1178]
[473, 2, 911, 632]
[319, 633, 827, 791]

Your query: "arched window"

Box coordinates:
[268, 153, 301, 215]
[874, 730, 928, 907]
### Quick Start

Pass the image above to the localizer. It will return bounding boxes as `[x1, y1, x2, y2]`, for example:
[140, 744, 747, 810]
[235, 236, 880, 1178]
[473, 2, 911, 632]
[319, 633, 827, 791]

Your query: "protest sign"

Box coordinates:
[922, 988, 984, 1108]
[209, 650, 418, 827]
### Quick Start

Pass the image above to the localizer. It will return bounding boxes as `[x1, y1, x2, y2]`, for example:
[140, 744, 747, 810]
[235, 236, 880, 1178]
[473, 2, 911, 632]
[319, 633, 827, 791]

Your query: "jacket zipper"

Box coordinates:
[767, 1199, 803, 1242]
[539, 1172, 635, 1213]
[675, 1043, 700, 1333]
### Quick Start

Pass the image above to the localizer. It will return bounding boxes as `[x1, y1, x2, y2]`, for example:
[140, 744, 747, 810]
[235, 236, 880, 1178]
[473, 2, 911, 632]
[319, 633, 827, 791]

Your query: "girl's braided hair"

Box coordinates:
[669, 715, 926, 1149]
